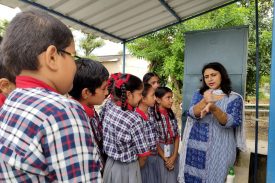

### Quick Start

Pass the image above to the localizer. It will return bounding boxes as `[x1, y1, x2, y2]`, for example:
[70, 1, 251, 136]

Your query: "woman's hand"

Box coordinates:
[203, 89, 215, 103]
[200, 103, 213, 118]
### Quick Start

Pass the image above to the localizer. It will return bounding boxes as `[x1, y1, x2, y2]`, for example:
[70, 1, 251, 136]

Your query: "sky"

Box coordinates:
[0, 4, 124, 56]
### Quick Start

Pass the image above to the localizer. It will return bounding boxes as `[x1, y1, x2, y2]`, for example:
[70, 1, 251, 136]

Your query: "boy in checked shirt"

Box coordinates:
[0, 10, 101, 182]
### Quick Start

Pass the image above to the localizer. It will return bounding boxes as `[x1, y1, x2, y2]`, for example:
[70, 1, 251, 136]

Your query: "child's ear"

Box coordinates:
[156, 97, 161, 104]
[0, 78, 11, 95]
[44, 45, 59, 71]
[126, 91, 132, 99]
[81, 88, 91, 100]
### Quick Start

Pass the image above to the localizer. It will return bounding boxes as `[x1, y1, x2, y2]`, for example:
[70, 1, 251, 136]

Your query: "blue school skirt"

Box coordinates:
[103, 157, 142, 183]
[141, 153, 160, 183]
[156, 143, 179, 183]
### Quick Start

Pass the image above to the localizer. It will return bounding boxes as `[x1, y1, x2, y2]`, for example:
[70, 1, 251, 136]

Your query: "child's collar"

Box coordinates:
[16, 76, 58, 93]
[81, 103, 95, 118]
[115, 101, 134, 111]
[136, 107, 148, 121]
[159, 108, 168, 116]
[0, 93, 6, 107]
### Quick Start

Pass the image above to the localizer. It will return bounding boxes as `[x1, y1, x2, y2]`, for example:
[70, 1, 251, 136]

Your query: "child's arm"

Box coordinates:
[157, 144, 168, 162]
[165, 137, 179, 169]
[132, 116, 150, 167]
[138, 156, 148, 168]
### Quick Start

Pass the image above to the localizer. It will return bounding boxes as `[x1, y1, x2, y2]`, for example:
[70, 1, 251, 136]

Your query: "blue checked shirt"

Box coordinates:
[0, 88, 102, 182]
[136, 108, 158, 154]
[135, 108, 158, 154]
[103, 104, 150, 162]
[155, 110, 179, 144]
[99, 98, 114, 122]
[90, 112, 103, 145]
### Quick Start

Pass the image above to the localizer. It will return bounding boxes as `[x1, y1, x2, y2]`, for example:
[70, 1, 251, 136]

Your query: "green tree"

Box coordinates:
[128, 0, 272, 99]
[79, 33, 104, 58]
[0, 19, 9, 37]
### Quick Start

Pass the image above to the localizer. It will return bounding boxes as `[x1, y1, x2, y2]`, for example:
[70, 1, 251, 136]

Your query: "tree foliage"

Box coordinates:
[128, 1, 272, 98]
[79, 33, 104, 58]
[0, 19, 9, 37]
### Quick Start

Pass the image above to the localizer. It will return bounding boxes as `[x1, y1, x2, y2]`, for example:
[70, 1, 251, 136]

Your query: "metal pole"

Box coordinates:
[254, 0, 259, 182]
[266, 1, 275, 182]
[122, 42, 126, 73]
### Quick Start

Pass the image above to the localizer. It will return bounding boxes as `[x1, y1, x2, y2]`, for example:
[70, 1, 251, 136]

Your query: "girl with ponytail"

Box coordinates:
[102, 73, 150, 183]
[154, 87, 180, 183]
[99, 72, 121, 121]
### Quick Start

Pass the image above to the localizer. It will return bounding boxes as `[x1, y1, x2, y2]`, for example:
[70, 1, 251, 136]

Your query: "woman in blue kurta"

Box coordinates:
[178, 62, 246, 183]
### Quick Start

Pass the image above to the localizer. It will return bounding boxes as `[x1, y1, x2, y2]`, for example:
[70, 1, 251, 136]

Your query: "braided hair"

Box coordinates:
[107, 73, 121, 97]
[113, 74, 143, 111]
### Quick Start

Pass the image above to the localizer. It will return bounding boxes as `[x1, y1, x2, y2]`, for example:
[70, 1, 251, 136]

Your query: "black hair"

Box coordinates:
[154, 86, 175, 120]
[107, 73, 121, 97]
[199, 62, 232, 95]
[142, 83, 153, 97]
[1, 10, 73, 75]
[143, 72, 159, 84]
[69, 58, 109, 100]
[0, 51, 15, 83]
[114, 74, 143, 111]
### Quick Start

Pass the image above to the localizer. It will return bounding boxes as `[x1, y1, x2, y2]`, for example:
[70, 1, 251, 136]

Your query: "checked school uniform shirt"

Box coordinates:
[82, 104, 103, 146]
[103, 104, 150, 162]
[0, 76, 101, 182]
[99, 98, 114, 122]
[135, 108, 158, 154]
[155, 109, 179, 144]
[81, 103, 105, 169]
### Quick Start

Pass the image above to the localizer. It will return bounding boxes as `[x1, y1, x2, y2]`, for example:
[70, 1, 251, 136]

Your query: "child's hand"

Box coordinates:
[163, 157, 174, 171]
[163, 157, 168, 162]
[165, 154, 176, 168]
[165, 163, 174, 171]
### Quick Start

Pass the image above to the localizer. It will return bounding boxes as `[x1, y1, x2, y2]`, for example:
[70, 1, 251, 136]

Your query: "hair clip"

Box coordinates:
[115, 74, 130, 89]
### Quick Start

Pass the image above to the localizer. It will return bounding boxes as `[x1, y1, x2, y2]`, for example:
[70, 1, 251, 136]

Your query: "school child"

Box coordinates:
[0, 10, 101, 182]
[103, 73, 150, 183]
[154, 86, 180, 183]
[135, 83, 160, 183]
[68, 58, 109, 169]
[99, 72, 121, 121]
[0, 52, 16, 107]
[143, 72, 160, 89]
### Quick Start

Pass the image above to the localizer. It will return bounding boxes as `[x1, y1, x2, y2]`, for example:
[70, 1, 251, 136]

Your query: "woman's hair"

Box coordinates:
[142, 83, 153, 97]
[69, 58, 109, 100]
[143, 72, 159, 84]
[1, 10, 73, 75]
[199, 62, 232, 95]
[154, 86, 175, 120]
[114, 73, 143, 111]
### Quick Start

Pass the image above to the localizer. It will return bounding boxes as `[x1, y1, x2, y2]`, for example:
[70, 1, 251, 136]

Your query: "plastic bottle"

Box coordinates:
[226, 167, 235, 183]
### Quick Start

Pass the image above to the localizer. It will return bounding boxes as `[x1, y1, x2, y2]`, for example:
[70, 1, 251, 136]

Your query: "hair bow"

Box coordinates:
[107, 72, 122, 87]
[115, 74, 130, 89]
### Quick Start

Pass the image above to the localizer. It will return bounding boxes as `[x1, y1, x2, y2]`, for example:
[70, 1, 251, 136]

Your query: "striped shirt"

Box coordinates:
[0, 76, 101, 182]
